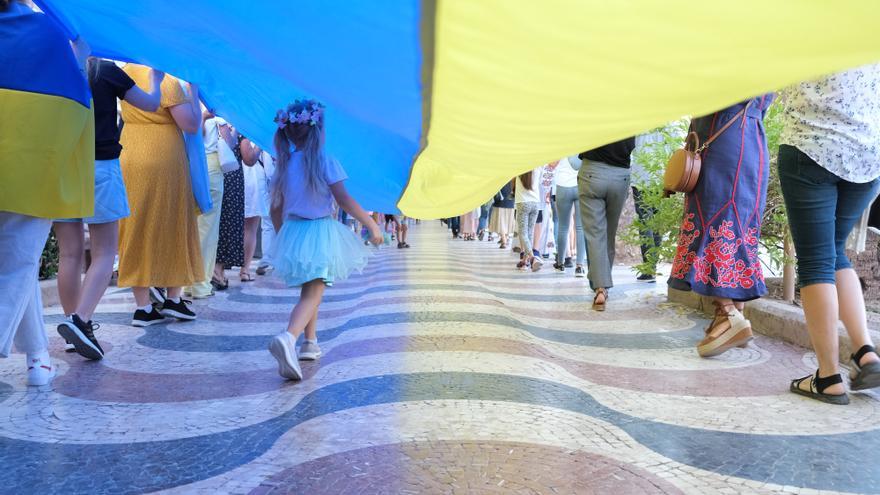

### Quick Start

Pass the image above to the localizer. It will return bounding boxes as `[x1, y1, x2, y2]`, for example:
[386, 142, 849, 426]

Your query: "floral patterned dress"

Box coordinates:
[668, 94, 775, 301]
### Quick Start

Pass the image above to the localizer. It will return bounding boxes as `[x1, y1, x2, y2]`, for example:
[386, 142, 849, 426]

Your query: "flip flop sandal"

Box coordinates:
[850, 344, 880, 391]
[790, 371, 849, 405]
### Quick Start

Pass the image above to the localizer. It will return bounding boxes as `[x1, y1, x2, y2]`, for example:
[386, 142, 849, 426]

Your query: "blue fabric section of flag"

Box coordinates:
[0, 8, 90, 108]
[34, 0, 425, 214]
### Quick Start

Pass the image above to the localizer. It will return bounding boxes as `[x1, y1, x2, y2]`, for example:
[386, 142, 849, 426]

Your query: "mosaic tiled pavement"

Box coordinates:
[3, 223, 880, 494]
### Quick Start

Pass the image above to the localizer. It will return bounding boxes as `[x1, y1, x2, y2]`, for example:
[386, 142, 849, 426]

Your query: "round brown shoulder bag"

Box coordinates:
[663, 101, 752, 194]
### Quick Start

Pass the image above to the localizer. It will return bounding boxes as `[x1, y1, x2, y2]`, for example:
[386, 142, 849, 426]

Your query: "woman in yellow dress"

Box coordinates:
[118, 64, 203, 327]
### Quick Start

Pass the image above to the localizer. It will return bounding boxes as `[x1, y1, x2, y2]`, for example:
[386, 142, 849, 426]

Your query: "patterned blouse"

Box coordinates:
[779, 63, 880, 183]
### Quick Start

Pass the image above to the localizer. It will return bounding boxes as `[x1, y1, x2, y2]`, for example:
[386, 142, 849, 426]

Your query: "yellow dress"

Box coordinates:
[117, 65, 203, 288]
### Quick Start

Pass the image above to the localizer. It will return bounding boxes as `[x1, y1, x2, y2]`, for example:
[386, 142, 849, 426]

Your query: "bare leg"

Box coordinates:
[75, 221, 118, 321]
[286, 280, 326, 339]
[304, 304, 320, 341]
[398, 224, 408, 244]
[836, 268, 880, 366]
[241, 216, 260, 277]
[707, 297, 737, 332]
[133, 287, 151, 307]
[54, 222, 85, 316]
[799, 283, 845, 395]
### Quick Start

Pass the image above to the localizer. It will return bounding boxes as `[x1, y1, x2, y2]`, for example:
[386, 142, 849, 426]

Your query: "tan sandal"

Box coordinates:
[592, 288, 607, 312]
[697, 302, 753, 357]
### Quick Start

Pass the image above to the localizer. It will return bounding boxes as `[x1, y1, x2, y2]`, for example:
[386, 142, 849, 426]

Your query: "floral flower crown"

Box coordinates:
[274, 99, 325, 129]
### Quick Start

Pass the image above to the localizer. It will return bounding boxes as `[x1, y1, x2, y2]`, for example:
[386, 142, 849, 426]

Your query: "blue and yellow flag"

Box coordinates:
[33, 0, 880, 217]
[0, 4, 93, 219]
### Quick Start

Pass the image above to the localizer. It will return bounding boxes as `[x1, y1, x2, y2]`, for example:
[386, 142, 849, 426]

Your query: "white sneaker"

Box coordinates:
[299, 341, 322, 361]
[269, 332, 303, 380]
[26, 356, 56, 386]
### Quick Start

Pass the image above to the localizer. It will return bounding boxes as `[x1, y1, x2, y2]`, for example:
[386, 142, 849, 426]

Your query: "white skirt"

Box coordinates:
[242, 164, 264, 218]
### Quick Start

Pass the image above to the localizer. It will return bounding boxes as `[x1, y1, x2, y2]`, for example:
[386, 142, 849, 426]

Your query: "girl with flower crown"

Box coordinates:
[267, 99, 383, 380]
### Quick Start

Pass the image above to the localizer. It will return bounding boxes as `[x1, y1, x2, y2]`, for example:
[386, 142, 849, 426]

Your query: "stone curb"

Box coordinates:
[40, 279, 59, 309]
[668, 287, 880, 363]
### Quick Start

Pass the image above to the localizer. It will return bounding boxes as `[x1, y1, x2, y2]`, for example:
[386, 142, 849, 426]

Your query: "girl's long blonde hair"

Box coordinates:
[271, 99, 326, 208]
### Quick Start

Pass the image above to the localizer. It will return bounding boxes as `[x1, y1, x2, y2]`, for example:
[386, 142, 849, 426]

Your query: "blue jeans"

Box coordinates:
[778, 145, 880, 288]
[631, 186, 660, 273]
[554, 185, 586, 266]
[478, 202, 492, 232]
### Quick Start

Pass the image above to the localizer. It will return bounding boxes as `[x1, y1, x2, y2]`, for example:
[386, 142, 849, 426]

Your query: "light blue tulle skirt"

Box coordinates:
[272, 216, 371, 287]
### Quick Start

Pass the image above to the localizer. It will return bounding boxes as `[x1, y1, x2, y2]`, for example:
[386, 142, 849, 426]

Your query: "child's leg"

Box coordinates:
[304, 304, 319, 341]
[286, 280, 326, 338]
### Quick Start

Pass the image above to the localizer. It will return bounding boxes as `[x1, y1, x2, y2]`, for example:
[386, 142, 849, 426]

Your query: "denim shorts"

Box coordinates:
[56, 159, 130, 224]
[778, 145, 880, 288]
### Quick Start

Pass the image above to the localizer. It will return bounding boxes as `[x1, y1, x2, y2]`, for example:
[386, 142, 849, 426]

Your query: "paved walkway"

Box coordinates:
[2, 222, 880, 494]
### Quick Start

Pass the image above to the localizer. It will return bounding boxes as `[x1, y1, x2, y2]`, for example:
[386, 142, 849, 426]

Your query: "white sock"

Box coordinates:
[168, 297, 181, 304]
[26, 350, 51, 365]
[138, 304, 153, 312]
[305, 338, 318, 345]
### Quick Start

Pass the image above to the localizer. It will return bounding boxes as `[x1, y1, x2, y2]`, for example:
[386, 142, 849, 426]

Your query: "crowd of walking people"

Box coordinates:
[444, 67, 880, 405]
[2, 0, 880, 405]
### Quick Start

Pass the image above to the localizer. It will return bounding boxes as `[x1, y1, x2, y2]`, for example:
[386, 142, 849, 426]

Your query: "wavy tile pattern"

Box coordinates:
[1, 223, 878, 494]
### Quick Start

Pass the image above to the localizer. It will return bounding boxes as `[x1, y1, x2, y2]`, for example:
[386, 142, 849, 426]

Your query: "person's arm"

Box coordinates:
[169, 82, 201, 134]
[239, 138, 259, 166]
[122, 68, 164, 112]
[330, 182, 383, 245]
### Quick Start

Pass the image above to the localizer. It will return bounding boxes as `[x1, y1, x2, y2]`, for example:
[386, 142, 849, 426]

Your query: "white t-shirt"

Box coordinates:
[282, 151, 348, 219]
[555, 156, 579, 188]
[780, 63, 880, 183]
[538, 163, 556, 205]
[515, 168, 541, 204]
[202, 117, 226, 154]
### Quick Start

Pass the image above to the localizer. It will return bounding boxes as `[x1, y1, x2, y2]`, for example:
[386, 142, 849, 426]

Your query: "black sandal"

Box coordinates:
[790, 371, 849, 405]
[850, 344, 880, 391]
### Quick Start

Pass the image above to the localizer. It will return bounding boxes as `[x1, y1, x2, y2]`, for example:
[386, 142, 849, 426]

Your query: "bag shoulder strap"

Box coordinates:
[697, 100, 753, 153]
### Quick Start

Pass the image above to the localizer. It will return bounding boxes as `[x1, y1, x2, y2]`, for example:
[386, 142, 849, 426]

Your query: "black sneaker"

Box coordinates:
[637, 273, 657, 283]
[149, 287, 167, 305]
[57, 314, 104, 360]
[553, 262, 565, 273]
[132, 307, 166, 327]
[563, 257, 574, 268]
[161, 299, 197, 321]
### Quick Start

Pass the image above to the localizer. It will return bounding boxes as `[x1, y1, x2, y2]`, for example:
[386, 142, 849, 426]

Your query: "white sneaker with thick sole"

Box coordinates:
[269, 332, 303, 380]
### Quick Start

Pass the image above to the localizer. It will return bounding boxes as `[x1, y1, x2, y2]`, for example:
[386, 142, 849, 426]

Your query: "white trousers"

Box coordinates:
[0, 211, 51, 357]
[187, 153, 224, 298]
[259, 215, 276, 267]
[258, 184, 275, 267]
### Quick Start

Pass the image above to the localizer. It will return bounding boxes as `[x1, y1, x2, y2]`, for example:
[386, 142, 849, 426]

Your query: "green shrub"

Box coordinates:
[39, 230, 59, 280]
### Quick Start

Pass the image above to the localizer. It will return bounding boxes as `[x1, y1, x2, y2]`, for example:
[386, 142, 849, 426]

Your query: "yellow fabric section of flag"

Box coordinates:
[399, 0, 880, 218]
[0, 88, 94, 219]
